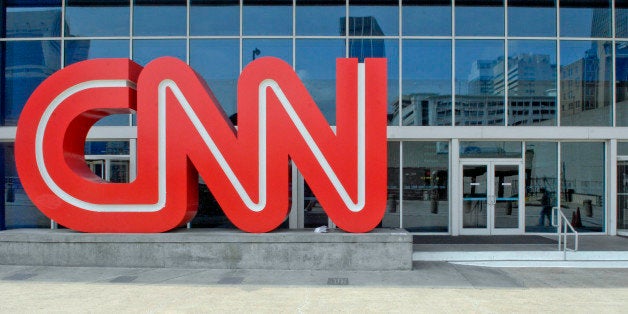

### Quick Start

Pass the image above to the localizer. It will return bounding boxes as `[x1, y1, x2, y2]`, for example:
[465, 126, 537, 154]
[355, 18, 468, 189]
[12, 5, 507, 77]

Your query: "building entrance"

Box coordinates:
[460, 160, 524, 235]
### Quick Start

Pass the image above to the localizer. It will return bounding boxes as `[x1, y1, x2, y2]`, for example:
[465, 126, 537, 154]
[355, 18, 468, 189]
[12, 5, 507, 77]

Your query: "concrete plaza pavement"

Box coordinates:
[0, 262, 627, 312]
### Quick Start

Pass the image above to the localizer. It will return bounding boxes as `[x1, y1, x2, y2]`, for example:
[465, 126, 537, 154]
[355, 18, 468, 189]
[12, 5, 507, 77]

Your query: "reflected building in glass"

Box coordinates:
[2, 0, 628, 237]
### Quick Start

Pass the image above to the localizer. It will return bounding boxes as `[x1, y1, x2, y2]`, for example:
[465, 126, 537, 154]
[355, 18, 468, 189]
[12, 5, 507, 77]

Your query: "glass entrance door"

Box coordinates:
[461, 161, 523, 234]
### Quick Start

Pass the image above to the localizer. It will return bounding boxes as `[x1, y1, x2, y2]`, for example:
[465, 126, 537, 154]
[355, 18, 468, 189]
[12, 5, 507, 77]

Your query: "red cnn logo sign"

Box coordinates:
[15, 57, 387, 233]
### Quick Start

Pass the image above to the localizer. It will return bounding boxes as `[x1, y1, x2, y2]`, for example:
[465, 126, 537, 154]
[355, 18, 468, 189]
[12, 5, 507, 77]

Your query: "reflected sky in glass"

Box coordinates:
[243, 39, 292, 67]
[132, 39, 186, 66]
[349, 38, 398, 125]
[64, 39, 129, 65]
[190, 39, 239, 116]
[3, 40, 61, 125]
[65, 0, 129, 37]
[402, 0, 451, 36]
[243, 0, 292, 36]
[508, 40, 557, 126]
[402, 40, 451, 126]
[455, 0, 504, 36]
[296, 39, 345, 124]
[560, 0, 611, 37]
[296, 0, 345, 36]
[455, 40, 504, 96]
[133, 0, 186, 36]
[349, 0, 399, 36]
[191, 0, 239, 36]
[508, 0, 556, 37]
[560, 40, 612, 126]
[5, 6, 62, 38]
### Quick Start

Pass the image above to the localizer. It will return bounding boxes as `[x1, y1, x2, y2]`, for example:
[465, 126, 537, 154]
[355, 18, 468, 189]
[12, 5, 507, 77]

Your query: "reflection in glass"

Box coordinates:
[65, 0, 129, 37]
[399, 40, 451, 126]
[190, 0, 239, 36]
[382, 141, 400, 228]
[617, 42, 628, 126]
[402, 142, 449, 232]
[243, 0, 292, 35]
[296, 39, 345, 125]
[618, 160, 628, 230]
[5, 2, 62, 38]
[348, 0, 398, 36]
[85, 141, 130, 155]
[560, 40, 612, 126]
[508, 40, 557, 126]
[65, 39, 129, 65]
[402, 0, 450, 36]
[3, 40, 60, 126]
[561, 142, 605, 232]
[242, 39, 292, 68]
[460, 141, 522, 158]
[296, 0, 345, 36]
[64, 40, 131, 126]
[1, 144, 50, 229]
[455, 40, 505, 126]
[132, 39, 186, 66]
[455, 0, 504, 36]
[508, 0, 555, 37]
[524, 142, 558, 232]
[462, 164, 487, 228]
[190, 39, 239, 117]
[618, 0, 628, 38]
[493, 164, 519, 229]
[560, 0, 611, 38]
[133, 0, 186, 36]
[350, 39, 398, 125]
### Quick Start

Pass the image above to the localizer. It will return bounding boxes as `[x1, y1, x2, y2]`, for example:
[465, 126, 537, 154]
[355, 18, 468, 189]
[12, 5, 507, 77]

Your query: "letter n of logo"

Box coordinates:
[15, 57, 387, 233]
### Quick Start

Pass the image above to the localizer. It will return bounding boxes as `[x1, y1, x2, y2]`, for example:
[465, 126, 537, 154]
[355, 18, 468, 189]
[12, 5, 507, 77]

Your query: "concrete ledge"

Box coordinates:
[0, 228, 413, 271]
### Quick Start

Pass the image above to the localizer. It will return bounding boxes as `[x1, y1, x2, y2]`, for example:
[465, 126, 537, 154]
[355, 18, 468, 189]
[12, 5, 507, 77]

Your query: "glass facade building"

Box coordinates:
[1, 0, 628, 235]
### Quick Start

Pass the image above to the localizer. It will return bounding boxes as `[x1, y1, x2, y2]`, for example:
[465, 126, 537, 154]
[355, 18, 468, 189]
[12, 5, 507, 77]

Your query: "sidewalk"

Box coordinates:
[0, 263, 627, 312]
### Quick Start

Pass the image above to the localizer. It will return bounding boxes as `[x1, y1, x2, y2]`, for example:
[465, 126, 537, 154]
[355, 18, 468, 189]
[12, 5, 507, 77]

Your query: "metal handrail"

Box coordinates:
[551, 206, 579, 252]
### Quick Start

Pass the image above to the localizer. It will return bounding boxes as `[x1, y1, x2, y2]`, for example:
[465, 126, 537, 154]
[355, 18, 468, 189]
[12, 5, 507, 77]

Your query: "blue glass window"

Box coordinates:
[401, 40, 452, 126]
[132, 39, 186, 66]
[3, 40, 60, 126]
[349, 38, 398, 125]
[296, 0, 345, 36]
[4, 0, 62, 38]
[618, 0, 628, 38]
[561, 142, 605, 232]
[402, 0, 451, 36]
[65, 0, 130, 37]
[508, 0, 556, 37]
[85, 141, 130, 155]
[243, 0, 292, 36]
[560, 0, 611, 38]
[508, 40, 557, 126]
[190, 0, 239, 36]
[348, 0, 398, 36]
[615, 42, 628, 125]
[242, 39, 292, 68]
[65, 39, 130, 126]
[64, 39, 129, 65]
[560, 40, 612, 126]
[190, 39, 239, 117]
[455, 0, 504, 36]
[455, 40, 505, 126]
[133, 0, 186, 36]
[296, 39, 345, 125]
[1, 144, 50, 229]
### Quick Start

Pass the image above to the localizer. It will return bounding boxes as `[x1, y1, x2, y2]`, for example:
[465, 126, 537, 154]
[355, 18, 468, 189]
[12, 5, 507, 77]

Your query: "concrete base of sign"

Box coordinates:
[0, 228, 412, 271]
